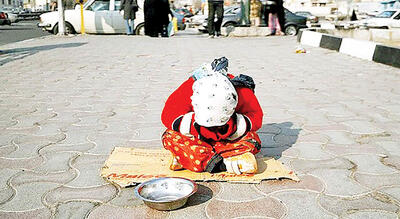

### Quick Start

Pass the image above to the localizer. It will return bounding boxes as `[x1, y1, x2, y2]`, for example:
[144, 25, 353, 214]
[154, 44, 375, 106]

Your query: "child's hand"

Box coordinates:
[223, 152, 257, 175]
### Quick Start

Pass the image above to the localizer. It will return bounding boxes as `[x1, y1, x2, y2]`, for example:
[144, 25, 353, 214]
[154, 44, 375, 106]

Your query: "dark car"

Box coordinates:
[284, 8, 308, 35]
[201, 6, 307, 35]
[294, 11, 318, 23]
[199, 6, 241, 32]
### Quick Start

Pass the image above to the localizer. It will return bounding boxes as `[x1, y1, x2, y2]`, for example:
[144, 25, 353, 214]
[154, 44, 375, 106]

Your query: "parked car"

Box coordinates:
[189, 13, 207, 28]
[199, 6, 307, 36]
[39, 0, 183, 35]
[294, 11, 318, 23]
[284, 8, 308, 35]
[1, 11, 18, 23]
[0, 11, 11, 25]
[198, 6, 241, 32]
[1, 7, 21, 22]
[362, 9, 400, 29]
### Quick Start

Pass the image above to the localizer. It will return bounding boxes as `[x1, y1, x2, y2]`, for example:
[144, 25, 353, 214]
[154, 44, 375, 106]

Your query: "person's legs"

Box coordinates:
[214, 131, 261, 174]
[214, 2, 224, 36]
[125, 19, 132, 35]
[264, 11, 269, 26]
[162, 130, 261, 174]
[207, 2, 216, 36]
[275, 16, 282, 35]
[162, 130, 215, 172]
[130, 19, 134, 35]
[269, 13, 276, 35]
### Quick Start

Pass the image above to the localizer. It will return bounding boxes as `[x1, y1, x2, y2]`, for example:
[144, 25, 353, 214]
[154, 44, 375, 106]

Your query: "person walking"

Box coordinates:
[250, 0, 261, 26]
[144, 0, 158, 37]
[265, 0, 283, 35]
[159, 0, 174, 37]
[120, 0, 138, 35]
[276, 0, 285, 34]
[144, 0, 173, 37]
[207, 0, 224, 38]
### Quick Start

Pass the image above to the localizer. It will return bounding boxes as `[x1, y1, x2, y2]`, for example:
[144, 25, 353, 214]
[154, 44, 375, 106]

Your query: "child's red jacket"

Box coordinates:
[161, 74, 263, 142]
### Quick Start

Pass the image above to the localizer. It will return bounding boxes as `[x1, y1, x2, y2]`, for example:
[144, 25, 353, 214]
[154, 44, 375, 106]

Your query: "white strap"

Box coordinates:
[227, 113, 247, 141]
[244, 115, 252, 130]
[179, 112, 194, 135]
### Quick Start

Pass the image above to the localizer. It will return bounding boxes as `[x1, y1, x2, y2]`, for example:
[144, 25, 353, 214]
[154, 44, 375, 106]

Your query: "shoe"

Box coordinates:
[169, 154, 183, 171]
[223, 152, 257, 175]
[216, 31, 221, 37]
[208, 35, 215, 39]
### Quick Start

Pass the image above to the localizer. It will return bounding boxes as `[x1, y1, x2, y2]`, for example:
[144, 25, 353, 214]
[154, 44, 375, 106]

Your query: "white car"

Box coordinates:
[0, 8, 19, 23]
[38, 0, 145, 34]
[363, 9, 400, 29]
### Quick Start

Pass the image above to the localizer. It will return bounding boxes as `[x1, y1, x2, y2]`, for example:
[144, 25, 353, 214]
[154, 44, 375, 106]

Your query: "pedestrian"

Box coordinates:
[144, 0, 173, 37]
[159, 0, 174, 37]
[201, 0, 206, 14]
[265, 0, 283, 35]
[120, 0, 138, 35]
[161, 57, 264, 175]
[250, 0, 261, 26]
[207, 0, 224, 38]
[350, 10, 358, 21]
[276, 0, 285, 34]
[144, 0, 158, 37]
[50, 1, 57, 11]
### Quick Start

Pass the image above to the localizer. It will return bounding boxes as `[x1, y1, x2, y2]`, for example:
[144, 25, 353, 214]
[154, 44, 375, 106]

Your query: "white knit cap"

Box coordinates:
[191, 73, 238, 127]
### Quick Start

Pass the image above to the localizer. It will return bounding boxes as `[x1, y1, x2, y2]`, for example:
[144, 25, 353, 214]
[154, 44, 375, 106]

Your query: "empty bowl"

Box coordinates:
[134, 177, 197, 211]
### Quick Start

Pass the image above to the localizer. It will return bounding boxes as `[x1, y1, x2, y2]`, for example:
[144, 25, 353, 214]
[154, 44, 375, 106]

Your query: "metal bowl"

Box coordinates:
[134, 177, 197, 211]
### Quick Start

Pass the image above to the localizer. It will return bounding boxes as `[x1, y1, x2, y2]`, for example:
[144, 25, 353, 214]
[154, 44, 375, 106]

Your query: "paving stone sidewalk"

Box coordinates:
[0, 34, 400, 219]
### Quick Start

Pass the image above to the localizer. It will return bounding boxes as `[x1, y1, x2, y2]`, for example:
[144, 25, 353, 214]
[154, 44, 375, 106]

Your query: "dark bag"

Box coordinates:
[230, 74, 256, 92]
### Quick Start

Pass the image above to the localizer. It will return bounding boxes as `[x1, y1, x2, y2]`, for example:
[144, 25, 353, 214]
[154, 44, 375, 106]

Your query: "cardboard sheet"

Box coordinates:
[101, 147, 299, 187]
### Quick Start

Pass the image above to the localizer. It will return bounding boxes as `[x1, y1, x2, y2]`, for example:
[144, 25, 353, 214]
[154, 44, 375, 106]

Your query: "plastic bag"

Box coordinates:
[168, 21, 174, 37]
[172, 17, 178, 32]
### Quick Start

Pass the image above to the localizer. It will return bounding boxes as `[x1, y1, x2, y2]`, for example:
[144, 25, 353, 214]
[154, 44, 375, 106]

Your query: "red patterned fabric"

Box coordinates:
[162, 129, 261, 172]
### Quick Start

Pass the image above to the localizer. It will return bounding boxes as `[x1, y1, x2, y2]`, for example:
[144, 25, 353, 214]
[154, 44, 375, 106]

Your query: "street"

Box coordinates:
[0, 20, 50, 46]
[0, 34, 400, 218]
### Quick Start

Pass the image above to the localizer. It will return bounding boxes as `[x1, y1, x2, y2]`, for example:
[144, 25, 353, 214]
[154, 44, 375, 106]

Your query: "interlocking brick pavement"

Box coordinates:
[0, 33, 400, 218]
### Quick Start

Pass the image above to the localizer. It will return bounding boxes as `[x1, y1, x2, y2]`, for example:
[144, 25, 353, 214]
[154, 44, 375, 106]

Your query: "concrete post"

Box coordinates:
[57, 0, 65, 35]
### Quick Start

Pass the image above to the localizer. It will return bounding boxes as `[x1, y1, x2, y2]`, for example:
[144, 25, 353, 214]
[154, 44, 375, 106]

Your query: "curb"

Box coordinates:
[223, 27, 271, 37]
[297, 29, 400, 68]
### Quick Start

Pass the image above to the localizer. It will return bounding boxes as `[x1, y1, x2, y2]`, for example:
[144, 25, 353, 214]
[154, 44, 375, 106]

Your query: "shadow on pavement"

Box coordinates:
[0, 42, 87, 66]
[258, 122, 301, 159]
[184, 184, 213, 208]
